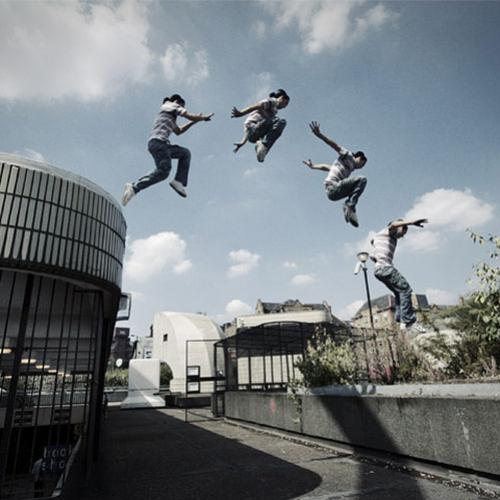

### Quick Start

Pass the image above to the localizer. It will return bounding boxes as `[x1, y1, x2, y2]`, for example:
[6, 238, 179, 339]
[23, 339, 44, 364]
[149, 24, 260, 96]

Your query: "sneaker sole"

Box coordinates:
[170, 184, 187, 198]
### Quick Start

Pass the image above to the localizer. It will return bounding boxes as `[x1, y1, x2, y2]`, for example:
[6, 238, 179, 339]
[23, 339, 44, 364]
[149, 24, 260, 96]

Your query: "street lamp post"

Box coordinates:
[355, 252, 374, 329]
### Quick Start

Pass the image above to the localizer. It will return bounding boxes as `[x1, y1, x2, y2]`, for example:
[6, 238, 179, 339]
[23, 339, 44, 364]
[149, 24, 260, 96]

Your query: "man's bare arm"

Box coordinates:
[389, 218, 428, 229]
[231, 103, 262, 118]
[302, 159, 331, 172]
[174, 112, 214, 135]
[309, 121, 342, 153]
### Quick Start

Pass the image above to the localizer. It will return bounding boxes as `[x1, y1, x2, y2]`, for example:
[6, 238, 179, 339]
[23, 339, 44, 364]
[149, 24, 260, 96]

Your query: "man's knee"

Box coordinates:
[180, 147, 191, 161]
[357, 176, 367, 187]
[157, 161, 170, 179]
[277, 118, 287, 129]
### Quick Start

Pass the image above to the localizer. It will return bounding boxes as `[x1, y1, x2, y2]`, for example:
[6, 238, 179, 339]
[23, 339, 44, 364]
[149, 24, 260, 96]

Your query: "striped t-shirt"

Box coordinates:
[149, 101, 187, 143]
[371, 227, 398, 268]
[244, 98, 278, 128]
[324, 147, 360, 187]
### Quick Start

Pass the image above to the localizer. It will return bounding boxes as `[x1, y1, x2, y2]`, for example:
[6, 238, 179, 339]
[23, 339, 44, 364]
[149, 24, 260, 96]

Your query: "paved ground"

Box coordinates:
[62, 407, 494, 500]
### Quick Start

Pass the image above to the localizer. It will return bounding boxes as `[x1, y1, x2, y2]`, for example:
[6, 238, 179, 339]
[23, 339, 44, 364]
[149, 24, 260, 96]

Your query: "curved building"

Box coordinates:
[0, 154, 126, 499]
[152, 312, 225, 394]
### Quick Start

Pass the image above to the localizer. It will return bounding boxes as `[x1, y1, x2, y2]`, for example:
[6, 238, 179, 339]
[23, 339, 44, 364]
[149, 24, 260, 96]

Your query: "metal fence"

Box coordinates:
[0, 270, 105, 499]
[214, 321, 407, 394]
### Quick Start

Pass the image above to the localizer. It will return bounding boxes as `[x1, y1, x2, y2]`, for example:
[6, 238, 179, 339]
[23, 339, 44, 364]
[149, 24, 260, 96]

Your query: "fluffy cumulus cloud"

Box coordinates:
[0, 0, 153, 102]
[337, 299, 364, 321]
[160, 42, 209, 87]
[124, 232, 192, 283]
[346, 188, 494, 256]
[262, 1, 397, 54]
[425, 288, 459, 306]
[225, 299, 253, 317]
[403, 188, 494, 253]
[404, 189, 494, 231]
[227, 249, 261, 278]
[291, 273, 317, 286]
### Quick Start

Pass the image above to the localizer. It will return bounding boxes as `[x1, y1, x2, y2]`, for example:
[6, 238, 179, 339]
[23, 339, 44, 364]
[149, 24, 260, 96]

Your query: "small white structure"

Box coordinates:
[121, 358, 164, 409]
[152, 312, 225, 393]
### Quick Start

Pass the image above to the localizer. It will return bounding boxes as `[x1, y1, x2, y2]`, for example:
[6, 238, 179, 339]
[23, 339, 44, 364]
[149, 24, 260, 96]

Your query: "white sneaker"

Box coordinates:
[122, 183, 135, 206]
[407, 322, 426, 334]
[255, 141, 269, 163]
[169, 180, 187, 198]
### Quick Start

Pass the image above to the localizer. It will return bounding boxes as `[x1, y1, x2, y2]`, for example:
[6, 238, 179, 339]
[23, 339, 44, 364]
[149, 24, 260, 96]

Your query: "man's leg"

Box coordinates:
[346, 176, 367, 208]
[326, 177, 366, 227]
[375, 267, 416, 326]
[134, 140, 172, 193]
[247, 120, 272, 144]
[261, 117, 287, 150]
[170, 145, 191, 187]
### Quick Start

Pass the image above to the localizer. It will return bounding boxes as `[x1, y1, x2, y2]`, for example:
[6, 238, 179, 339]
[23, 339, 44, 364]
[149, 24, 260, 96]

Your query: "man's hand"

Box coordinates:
[309, 121, 322, 137]
[203, 113, 214, 121]
[413, 218, 428, 227]
[231, 107, 242, 118]
[302, 159, 314, 169]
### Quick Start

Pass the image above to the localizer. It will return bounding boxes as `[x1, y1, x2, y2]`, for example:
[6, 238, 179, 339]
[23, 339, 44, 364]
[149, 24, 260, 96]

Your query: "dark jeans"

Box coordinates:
[326, 176, 367, 208]
[374, 265, 416, 325]
[247, 117, 287, 150]
[133, 139, 191, 193]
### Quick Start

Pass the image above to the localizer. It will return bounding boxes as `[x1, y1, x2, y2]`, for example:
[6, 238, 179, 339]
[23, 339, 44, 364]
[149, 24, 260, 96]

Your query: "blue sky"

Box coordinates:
[1, 0, 499, 335]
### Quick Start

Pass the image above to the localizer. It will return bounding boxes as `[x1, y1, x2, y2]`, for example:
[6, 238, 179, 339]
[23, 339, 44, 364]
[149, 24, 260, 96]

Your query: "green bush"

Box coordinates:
[104, 368, 128, 387]
[295, 332, 356, 388]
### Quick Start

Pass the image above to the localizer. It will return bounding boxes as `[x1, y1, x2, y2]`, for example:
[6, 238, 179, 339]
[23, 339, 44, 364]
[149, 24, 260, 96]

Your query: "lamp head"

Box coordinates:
[357, 252, 369, 263]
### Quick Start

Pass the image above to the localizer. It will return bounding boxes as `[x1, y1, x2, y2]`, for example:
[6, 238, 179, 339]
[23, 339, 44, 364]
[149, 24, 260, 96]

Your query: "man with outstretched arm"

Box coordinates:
[303, 121, 367, 227]
[122, 94, 213, 205]
[370, 218, 429, 333]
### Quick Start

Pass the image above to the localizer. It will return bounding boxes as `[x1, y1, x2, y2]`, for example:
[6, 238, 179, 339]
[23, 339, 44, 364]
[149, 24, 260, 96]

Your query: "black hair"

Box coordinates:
[354, 151, 367, 162]
[163, 94, 186, 106]
[269, 88, 290, 100]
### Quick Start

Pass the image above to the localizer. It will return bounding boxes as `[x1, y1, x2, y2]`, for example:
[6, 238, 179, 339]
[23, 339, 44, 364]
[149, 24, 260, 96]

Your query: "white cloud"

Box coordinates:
[336, 299, 364, 321]
[262, 1, 397, 55]
[346, 188, 494, 256]
[0, 0, 153, 102]
[251, 20, 267, 39]
[124, 232, 192, 283]
[425, 288, 459, 306]
[14, 149, 46, 162]
[243, 168, 259, 178]
[403, 230, 441, 253]
[344, 230, 377, 258]
[160, 42, 209, 87]
[225, 299, 253, 317]
[227, 249, 261, 278]
[129, 290, 145, 302]
[404, 188, 494, 231]
[291, 273, 317, 286]
[283, 261, 298, 269]
[248, 71, 276, 102]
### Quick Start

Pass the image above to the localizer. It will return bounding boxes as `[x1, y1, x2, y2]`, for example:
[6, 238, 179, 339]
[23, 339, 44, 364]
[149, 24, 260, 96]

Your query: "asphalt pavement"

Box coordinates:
[61, 406, 495, 500]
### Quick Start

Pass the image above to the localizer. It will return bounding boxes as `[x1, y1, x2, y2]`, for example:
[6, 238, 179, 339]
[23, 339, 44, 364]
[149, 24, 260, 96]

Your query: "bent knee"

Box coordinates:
[278, 118, 287, 128]
[358, 176, 367, 185]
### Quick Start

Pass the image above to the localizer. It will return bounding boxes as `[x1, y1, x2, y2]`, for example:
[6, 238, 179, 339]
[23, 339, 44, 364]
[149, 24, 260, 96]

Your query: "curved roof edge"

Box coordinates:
[0, 153, 122, 211]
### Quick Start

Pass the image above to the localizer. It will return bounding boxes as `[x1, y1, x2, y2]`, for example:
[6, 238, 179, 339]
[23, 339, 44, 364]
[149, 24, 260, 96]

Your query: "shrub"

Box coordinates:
[294, 332, 356, 388]
[104, 369, 128, 387]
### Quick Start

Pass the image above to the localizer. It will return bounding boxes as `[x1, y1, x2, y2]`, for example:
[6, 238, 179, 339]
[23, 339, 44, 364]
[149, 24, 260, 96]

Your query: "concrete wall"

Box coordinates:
[225, 391, 500, 476]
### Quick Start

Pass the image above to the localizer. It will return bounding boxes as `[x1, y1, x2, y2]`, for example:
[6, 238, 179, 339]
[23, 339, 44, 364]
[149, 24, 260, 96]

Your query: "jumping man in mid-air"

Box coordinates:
[303, 121, 367, 227]
[231, 88, 289, 163]
[371, 218, 429, 333]
[122, 94, 213, 205]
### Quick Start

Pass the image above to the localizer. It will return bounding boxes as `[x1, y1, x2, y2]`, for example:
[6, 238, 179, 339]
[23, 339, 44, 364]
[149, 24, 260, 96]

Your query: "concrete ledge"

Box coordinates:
[224, 389, 500, 477]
